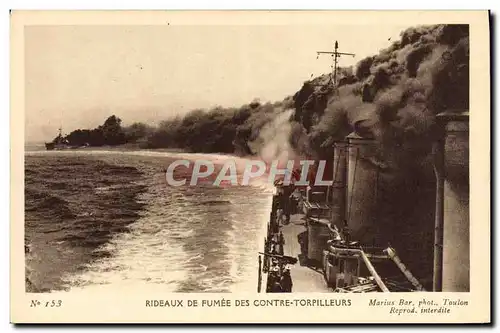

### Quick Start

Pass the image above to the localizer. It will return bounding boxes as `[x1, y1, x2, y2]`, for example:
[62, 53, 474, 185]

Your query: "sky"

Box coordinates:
[25, 23, 409, 142]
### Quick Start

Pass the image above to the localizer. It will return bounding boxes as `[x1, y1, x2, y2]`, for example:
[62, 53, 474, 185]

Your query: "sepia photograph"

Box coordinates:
[11, 10, 490, 323]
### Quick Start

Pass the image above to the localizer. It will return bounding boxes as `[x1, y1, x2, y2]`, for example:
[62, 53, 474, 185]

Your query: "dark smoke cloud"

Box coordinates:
[292, 24, 469, 170]
[110, 24, 468, 174]
[287, 24, 469, 287]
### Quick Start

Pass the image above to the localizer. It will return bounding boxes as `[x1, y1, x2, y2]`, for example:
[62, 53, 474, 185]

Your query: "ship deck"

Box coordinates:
[281, 213, 331, 292]
[261, 189, 424, 293]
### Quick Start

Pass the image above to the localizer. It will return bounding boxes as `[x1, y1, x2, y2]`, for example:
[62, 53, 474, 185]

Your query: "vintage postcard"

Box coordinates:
[10, 10, 490, 324]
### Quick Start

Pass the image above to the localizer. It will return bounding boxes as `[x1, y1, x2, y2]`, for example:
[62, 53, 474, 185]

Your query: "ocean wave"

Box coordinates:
[25, 152, 274, 293]
[198, 200, 232, 206]
[25, 191, 75, 219]
[24, 155, 147, 292]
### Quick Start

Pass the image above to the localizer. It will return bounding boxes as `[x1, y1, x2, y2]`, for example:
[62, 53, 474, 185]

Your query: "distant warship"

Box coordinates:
[44, 127, 70, 150]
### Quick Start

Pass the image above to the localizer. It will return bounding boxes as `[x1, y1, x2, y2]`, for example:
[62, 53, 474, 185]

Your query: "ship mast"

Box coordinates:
[315, 41, 355, 211]
[316, 40, 355, 89]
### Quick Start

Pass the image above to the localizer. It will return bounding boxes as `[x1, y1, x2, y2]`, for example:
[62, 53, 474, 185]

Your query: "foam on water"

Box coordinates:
[26, 149, 278, 192]
[41, 150, 274, 293]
